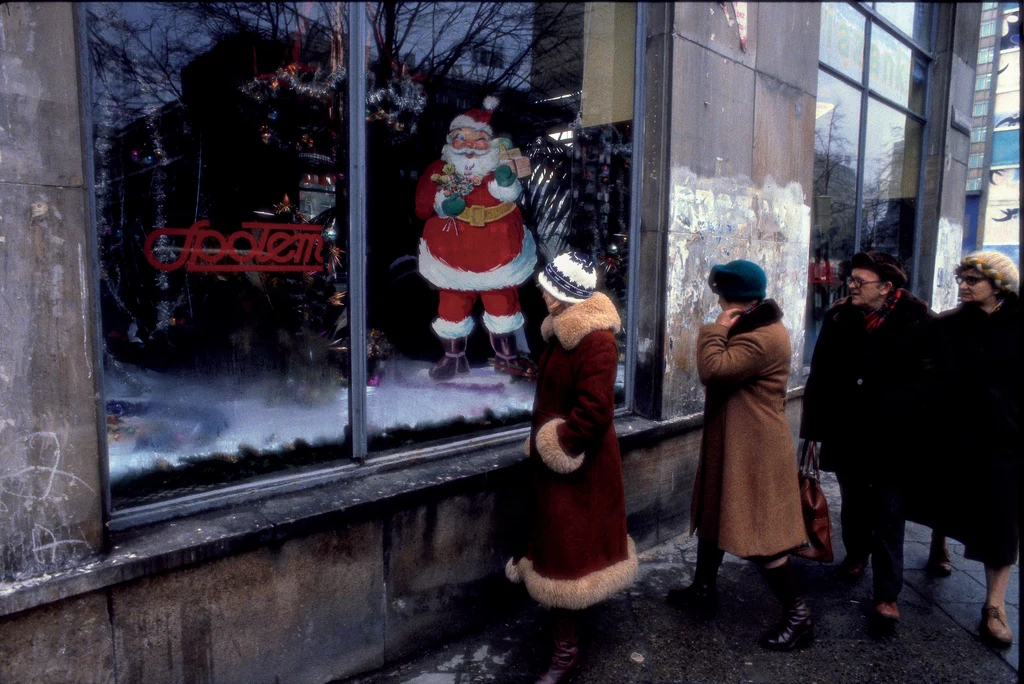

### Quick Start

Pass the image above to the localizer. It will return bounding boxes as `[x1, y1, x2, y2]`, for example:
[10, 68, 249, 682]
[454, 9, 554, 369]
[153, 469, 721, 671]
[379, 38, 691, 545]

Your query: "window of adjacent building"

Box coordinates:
[991, 129, 1021, 167]
[974, 100, 990, 117]
[979, 47, 995, 64]
[983, 1, 999, 9]
[977, 73, 992, 91]
[970, 152, 985, 168]
[972, 127, 988, 143]
[86, 2, 641, 510]
[967, 177, 983, 191]
[807, 2, 933, 369]
[981, 20, 997, 37]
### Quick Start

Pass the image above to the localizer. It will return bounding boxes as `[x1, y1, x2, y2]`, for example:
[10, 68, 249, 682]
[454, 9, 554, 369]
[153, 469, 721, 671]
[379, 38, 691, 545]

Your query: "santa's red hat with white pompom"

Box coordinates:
[448, 95, 500, 135]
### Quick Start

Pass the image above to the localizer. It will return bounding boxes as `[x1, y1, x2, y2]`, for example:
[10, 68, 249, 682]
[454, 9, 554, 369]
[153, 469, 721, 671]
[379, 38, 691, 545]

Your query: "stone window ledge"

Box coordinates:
[0, 388, 804, 620]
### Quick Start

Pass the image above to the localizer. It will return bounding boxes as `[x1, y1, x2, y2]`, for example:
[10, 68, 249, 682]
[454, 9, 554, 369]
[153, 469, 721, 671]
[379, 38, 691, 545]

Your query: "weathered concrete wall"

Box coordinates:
[919, 3, 981, 312]
[660, 2, 819, 417]
[0, 3, 105, 580]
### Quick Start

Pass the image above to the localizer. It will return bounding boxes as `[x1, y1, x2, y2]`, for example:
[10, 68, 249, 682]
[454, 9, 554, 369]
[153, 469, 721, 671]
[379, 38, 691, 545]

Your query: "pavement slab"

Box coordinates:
[338, 473, 1019, 684]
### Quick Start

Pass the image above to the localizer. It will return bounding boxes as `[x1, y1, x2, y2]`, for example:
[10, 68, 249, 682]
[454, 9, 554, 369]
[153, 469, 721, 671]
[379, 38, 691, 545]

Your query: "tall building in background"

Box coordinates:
[965, 1, 1020, 265]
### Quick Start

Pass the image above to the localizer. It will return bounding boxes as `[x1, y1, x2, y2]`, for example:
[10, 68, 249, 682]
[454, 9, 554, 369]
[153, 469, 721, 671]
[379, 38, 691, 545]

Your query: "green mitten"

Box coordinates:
[441, 195, 466, 217]
[494, 164, 515, 187]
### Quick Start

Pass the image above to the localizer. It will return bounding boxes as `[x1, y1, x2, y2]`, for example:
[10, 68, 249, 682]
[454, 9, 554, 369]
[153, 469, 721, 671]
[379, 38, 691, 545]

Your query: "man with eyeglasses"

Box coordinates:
[800, 251, 934, 634]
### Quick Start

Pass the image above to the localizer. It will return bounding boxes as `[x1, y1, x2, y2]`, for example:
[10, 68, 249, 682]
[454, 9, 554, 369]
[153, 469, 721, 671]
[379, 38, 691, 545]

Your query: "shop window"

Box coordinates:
[819, 3, 866, 81]
[860, 99, 922, 261]
[873, 2, 934, 48]
[363, 1, 635, 452]
[87, 3, 351, 508]
[807, 70, 862, 360]
[87, 2, 640, 507]
[869, 27, 927, 112]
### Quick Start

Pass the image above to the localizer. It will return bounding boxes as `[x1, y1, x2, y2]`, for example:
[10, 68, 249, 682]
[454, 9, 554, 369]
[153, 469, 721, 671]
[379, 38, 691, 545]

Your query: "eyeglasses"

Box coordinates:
[955, 275, 986, 286]
[845, 276, 882, 288]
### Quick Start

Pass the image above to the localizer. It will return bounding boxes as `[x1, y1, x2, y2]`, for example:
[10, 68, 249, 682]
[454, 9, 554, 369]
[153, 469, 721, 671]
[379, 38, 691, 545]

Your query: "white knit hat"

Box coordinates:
[959, 250, 1020, 294]
[538, 252, 597, 304]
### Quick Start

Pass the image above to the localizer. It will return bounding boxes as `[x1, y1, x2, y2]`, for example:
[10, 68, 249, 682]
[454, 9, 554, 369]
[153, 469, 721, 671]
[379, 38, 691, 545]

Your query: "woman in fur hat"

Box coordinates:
[914, 250, 1019, 648]
[505, 252, 637, 684]
[667, 259, 813, 651]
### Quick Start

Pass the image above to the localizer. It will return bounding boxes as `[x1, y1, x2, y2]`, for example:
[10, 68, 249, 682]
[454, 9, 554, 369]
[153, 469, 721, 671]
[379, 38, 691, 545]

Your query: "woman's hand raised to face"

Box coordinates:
[715, 307, 742, 330]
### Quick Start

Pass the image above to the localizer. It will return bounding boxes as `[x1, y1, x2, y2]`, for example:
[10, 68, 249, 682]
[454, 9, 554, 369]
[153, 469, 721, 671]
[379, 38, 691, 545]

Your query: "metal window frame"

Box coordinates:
[819, 2, 933, 281]
[84, 1, 648, 524]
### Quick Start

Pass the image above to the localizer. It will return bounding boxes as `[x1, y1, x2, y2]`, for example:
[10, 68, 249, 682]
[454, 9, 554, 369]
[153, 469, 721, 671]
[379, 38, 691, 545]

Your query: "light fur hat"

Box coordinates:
[959, 250, 1020, 294]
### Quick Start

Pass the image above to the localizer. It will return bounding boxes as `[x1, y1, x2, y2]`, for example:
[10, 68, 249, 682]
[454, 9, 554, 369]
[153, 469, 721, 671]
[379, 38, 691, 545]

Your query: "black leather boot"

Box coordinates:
[534, 609, 579, 684]
[667, 537, 724, 613]
[428, 336, 470, 380]
[489, 332, 537, 379]
[759, 558, 814, 650]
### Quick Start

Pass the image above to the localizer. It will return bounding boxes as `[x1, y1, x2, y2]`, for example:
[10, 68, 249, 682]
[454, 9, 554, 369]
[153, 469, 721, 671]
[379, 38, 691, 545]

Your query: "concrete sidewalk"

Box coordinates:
[338, 472, 1019, 683]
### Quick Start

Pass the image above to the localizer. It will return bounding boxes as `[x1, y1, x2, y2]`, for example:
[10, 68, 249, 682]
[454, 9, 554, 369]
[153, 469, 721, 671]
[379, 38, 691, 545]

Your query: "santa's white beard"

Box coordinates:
[442, 143, 500, 179]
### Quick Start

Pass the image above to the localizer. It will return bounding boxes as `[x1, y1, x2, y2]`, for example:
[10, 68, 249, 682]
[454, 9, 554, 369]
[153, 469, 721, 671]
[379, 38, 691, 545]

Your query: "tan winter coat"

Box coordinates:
[689, 300, 806, 558]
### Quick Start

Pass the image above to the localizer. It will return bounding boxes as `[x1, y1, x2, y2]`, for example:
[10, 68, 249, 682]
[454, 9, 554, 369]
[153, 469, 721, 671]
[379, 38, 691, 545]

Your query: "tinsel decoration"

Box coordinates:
[365, 71, 427, 134]
[241, 64, 347, 104]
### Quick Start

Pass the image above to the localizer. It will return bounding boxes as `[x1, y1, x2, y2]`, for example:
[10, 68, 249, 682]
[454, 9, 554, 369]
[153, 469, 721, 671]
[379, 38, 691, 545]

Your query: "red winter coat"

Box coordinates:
[415, 159, 533, 291]
[506, 293, 637, 610]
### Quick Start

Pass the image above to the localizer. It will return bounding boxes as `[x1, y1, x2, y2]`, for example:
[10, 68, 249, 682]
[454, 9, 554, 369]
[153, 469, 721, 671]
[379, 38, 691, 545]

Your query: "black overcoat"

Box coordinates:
[800, 291, 934, 473]
[905, 293, 1020, 566]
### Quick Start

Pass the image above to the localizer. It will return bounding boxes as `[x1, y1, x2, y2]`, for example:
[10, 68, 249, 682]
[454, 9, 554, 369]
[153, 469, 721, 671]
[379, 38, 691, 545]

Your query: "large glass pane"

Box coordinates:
[860, 98, 923, 269]
[873, 2, 934, 48]
[362, 2, 634, 452]
[820, 3, 866, 82]
[804, 70, 862, 367]
[87, 3, 350, 508]
[869, 26, 926, 112]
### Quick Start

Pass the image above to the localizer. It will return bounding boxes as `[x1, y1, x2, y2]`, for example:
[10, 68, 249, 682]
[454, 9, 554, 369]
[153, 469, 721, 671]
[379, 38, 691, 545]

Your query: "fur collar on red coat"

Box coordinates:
[540, 292, 621, 350]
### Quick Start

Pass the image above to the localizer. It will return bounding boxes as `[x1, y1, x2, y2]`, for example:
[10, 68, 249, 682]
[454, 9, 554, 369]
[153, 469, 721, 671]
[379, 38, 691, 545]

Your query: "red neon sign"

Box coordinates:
[144, 221, 324, 273]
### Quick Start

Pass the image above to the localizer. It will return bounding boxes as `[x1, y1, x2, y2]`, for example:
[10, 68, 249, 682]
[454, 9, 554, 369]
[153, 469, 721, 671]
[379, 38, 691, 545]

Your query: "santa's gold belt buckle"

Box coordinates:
[458, 202, 514, 227]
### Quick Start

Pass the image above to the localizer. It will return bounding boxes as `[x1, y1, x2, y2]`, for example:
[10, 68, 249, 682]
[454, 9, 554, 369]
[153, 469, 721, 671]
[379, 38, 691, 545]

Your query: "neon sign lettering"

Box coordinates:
[144, 221, 324, 273]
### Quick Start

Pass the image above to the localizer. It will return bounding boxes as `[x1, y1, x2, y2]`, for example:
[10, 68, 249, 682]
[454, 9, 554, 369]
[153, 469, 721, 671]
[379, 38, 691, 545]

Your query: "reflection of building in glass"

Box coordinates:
[965, 1, 1020, 267]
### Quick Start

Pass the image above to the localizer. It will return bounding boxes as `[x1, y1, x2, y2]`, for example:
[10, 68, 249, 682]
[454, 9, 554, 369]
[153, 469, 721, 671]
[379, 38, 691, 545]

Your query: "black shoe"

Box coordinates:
[759, 597, 814, 651]
[667, 582, 718, 612]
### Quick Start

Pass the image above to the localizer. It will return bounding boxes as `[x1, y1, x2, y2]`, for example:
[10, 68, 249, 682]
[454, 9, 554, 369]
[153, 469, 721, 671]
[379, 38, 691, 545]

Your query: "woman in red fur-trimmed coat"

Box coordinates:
[505, 252, 637, 684]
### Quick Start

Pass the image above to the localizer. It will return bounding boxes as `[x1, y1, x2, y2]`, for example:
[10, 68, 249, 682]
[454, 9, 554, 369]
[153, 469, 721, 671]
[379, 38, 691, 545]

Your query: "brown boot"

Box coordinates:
[927, 532, 952, 577]
[428, 337, 470, 380]
[759, 558, 814, 651]
[535, 609, 579, 684]
[489, 332, 537, 379]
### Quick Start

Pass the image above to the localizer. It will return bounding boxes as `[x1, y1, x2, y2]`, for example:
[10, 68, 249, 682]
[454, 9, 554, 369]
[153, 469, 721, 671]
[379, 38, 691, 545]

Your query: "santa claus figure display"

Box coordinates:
[415, 97, 538, 380]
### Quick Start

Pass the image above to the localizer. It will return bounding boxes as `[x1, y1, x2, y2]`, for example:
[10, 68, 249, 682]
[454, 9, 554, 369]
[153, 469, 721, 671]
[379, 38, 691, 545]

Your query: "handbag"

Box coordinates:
[793, 440, 834, 563]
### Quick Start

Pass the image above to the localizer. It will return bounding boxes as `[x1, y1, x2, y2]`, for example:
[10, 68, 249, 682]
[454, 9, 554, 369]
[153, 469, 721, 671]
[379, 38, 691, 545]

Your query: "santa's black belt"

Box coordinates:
[456, 201, 517, 227]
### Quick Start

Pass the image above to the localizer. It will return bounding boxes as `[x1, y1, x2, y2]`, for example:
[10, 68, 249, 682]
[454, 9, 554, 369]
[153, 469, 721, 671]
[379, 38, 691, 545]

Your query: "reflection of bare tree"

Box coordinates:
[812, 106, 857, 265]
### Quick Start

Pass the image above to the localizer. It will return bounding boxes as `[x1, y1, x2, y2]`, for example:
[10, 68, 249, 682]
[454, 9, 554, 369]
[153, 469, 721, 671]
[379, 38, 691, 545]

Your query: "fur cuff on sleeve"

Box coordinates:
[434, 189, 450, 217]
[506, 556, 523, 583]
[536, 419, 584, 474]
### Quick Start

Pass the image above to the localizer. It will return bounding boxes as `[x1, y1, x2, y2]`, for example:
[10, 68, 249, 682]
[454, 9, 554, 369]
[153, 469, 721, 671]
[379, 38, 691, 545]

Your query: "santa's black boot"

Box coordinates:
[758, 558, 814, 650]
[489, 332, 537, 379]
[429, 337, 470, 380]
[535, 608, 580, 684]
[667, 537, 724, 613]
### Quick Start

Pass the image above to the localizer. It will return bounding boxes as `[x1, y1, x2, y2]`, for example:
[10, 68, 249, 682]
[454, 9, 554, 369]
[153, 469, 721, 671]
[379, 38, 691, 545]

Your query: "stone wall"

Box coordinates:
[658, 3, 820, 417]
[0, 2, 105, 581]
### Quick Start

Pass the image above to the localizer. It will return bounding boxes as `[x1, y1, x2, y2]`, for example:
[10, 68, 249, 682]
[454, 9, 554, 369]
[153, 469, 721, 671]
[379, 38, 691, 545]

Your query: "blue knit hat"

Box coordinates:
[708, 259, 767, 301]
[538, 252, 597, 304]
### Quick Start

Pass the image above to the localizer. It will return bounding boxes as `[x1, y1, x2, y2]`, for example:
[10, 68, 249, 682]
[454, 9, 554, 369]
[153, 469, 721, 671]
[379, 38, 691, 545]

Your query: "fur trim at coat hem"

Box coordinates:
[536, 418, 584, 473]
[509, 537, 638, 610]
[506, 556, 523, 583]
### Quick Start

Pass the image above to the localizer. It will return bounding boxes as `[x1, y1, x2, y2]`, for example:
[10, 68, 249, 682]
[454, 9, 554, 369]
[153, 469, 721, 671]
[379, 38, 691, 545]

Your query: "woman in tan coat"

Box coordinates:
[667, 259, 811, 651]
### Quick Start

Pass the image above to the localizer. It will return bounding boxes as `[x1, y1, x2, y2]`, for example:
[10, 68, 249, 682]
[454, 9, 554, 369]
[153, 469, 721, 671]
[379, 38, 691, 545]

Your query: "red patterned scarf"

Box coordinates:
[864, 288, 902, 333]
